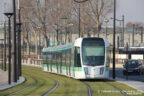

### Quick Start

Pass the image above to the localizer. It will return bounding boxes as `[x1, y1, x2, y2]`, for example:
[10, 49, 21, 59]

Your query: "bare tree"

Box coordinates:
[135, 22, 144, 28]
[20, 0, 113, 48]
[126, 22, 133, 28]
[71, 0, 113, 37]
[49, 0, 73, 44]
[30, 0, 49, 47]
[20, 0, 33, 55]
[22, 22, 31, 55]
[86, 0, 113, 37]
[126, 22, 144, 28]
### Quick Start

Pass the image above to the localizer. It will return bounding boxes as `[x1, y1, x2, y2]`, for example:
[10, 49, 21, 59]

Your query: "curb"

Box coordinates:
[0, 77, 25, 91]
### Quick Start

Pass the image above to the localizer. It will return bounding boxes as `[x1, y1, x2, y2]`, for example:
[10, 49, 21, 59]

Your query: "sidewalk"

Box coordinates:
[0, 69, 8, 85]
[109, 77, 144, 93]
[0, 69, 25, 91]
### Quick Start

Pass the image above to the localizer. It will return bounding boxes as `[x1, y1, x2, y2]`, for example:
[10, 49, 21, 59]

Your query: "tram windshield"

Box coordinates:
[82, 39, 105, 66]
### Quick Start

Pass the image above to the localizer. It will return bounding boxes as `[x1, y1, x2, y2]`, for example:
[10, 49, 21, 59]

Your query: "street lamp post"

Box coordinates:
[3, 3, 7, 71]
[73, 0, 88, 37]
[104, 19, 109, 38]
[4, 12, 13, 84]
[16, 23, 22, 80]
[78, 4, 81, 37]
[111, 15, 124, 47]
[122, 15, 125, 47]
[12, 0, 17, 82]
[60, 17, 70, 44]
[141, 27, 143, 43]
[17, 0, 22, 76]
[0, 39, 4, 71]
[3, 21, 7, 71]
[113, 0, 116, 79]
[132, 24, 135, 47]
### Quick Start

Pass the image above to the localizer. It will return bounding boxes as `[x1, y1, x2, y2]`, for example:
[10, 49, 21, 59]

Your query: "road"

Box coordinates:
[110, 68, 144, 82]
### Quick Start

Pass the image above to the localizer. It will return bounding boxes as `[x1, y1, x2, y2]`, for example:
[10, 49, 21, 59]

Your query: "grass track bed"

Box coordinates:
[87, 81, 123, 96]
[0, 66, 55, 96]
[23, 66, 88, 96]
[0, 72, 35, 96]
[0, 66, 88, 96]
[86, 80, 144, 96]
[109, 81, 144, 96]
[15, 67, 55, 96]
[1, 65, 144, 96]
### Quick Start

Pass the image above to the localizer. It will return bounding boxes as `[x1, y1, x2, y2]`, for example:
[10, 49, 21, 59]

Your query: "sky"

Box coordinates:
[115, 0, 144, 25]
[0, 0, 144, 25]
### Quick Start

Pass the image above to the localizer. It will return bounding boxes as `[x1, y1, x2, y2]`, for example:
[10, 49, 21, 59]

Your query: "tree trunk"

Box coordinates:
[35, 39, 38, 55]
[44, 35, 49, 47]
[56, 29, 59, 45]
[26, 42, 30, 55]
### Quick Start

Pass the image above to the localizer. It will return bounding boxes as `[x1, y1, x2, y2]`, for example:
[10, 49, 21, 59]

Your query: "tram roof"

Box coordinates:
[42, 43, 73, 52]
[42, 38, 109, 52]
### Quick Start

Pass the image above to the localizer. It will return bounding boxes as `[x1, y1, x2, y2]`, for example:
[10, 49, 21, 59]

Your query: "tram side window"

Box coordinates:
[106, 48, 109, 67]
[74, 47, 81, 67]
[43, 52, 47, 64]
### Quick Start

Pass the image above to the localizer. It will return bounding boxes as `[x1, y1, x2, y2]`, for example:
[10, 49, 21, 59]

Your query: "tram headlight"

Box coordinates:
[100, 67, 104, 75]
[84, 67, 88, 75]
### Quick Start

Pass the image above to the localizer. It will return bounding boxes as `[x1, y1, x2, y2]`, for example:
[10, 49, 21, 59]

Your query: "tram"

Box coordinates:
[42, 38, 110, 79]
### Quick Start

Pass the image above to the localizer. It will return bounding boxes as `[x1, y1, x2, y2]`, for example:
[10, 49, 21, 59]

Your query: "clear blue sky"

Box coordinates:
[0, 0, 144, 25]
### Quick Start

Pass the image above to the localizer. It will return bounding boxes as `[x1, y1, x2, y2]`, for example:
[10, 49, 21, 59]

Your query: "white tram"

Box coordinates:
[42, 38, 110, 79]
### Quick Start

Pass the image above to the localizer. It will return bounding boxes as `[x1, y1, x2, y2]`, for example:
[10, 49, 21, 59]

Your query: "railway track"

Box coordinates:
[104, 82, 128, 96]
[5, 76, 38, 96]
[1, 65, 135, 96]
[82, 82, 93, 96]
[4, 68, 59, 96]
[42, 77, 58, 96]
[84, 79, 129, 96]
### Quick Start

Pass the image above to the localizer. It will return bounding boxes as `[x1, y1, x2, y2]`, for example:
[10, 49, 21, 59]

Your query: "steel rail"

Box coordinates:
[83, 82, 93, 96]
[5, 76, 38, 96]
[42, 77, 59, 96]
[104, 82, 128, 96]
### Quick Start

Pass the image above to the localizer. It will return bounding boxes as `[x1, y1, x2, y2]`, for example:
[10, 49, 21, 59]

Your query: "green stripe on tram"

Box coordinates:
[74, 67, 83, 71]
[42, 46, 73, 52]
[43, 64, 83, 71]
[43, 64, 48, 67]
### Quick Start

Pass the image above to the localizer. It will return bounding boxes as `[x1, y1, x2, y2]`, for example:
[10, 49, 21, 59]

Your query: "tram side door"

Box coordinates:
[74, 47, 81, 67]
